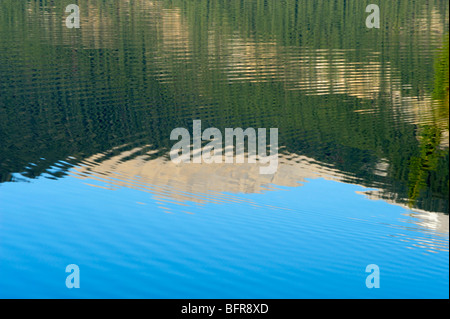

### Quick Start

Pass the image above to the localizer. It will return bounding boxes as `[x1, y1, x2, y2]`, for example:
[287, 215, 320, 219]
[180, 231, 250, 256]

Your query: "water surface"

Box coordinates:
[0, 0, 448, 298]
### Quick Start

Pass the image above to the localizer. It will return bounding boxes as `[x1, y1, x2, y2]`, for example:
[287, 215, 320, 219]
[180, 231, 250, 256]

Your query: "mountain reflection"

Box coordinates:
[67, 144, 450, 241]
[69, 146, 345, 205]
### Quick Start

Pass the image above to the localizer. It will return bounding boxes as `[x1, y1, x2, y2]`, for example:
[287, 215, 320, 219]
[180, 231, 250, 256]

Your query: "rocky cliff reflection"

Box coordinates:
[69, 146, 345, 207]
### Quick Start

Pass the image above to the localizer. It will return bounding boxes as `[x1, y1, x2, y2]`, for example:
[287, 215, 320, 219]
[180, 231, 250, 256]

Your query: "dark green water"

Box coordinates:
[1, 0, 448, 212]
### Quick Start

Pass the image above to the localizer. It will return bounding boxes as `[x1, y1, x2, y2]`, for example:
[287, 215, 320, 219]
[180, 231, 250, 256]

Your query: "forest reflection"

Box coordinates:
[0, 0, 448, 214]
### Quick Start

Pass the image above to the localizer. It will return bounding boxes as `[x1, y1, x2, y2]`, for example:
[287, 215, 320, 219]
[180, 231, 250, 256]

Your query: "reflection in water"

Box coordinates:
[362, 189, 449, 237]
[69, 146, 346, 207]
[10, 0, 447, 213]
[407, 34, 449, 208]
[66, 144, 449, 254]
[216, 40, 389, 100]
[0, 0, 449, 298]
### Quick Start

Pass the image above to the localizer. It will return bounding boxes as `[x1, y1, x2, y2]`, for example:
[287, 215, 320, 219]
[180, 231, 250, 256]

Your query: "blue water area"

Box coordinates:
[1, 174, 448, 299]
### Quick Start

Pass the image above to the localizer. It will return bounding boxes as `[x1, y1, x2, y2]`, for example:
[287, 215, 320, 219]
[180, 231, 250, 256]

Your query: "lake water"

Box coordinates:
[0, 0, 448, 298]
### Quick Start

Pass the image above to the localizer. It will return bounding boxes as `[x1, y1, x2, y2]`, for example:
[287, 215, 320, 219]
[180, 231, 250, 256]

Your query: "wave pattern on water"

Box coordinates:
[0, 0, 449, 298]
